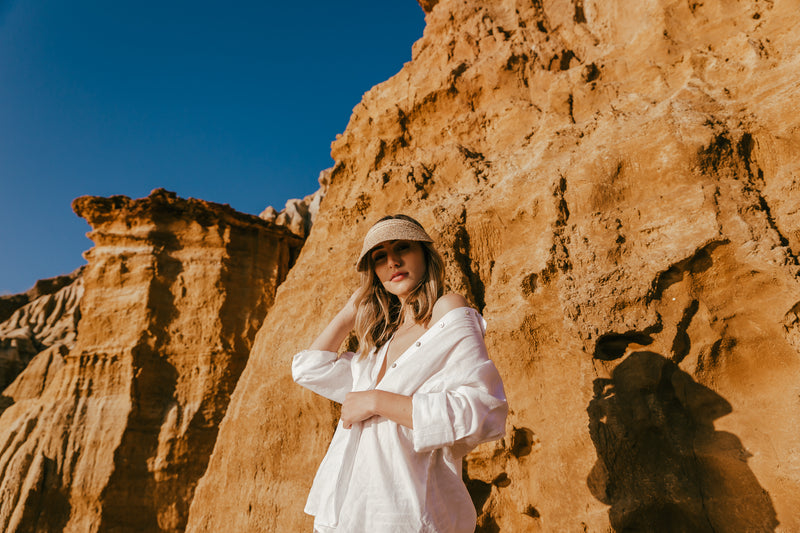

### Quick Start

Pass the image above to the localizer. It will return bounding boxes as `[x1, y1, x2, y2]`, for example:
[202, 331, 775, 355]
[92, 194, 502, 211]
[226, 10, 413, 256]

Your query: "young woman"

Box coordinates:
[292, 214, 508, 533]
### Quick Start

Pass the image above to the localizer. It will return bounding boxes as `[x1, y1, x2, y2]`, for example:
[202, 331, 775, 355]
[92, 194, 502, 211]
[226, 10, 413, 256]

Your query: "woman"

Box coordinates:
[292, 214, 508, 533]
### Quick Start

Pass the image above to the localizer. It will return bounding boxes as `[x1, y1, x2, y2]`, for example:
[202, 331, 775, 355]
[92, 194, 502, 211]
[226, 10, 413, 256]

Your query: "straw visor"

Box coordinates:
[356, 219, 433, 271]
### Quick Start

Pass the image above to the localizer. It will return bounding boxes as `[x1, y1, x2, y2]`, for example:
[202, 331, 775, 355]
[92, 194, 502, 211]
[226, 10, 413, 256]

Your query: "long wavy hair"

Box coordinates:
[354, 215, 445, 358]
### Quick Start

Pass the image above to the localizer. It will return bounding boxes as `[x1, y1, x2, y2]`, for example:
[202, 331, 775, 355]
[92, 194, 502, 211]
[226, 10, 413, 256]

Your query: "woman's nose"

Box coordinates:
[387, 251, 401, 266]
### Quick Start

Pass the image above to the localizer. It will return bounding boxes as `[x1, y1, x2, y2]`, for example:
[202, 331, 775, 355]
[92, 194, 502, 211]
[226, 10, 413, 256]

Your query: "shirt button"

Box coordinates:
[464, 310, 470, 316]
[391, 363, 397, 368]
[439, 322, 445, 328]
[415, 341, 421, 347]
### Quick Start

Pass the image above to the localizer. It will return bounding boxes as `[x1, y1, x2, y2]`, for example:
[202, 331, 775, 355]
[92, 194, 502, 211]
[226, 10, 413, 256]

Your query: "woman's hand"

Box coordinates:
[340, 289, 361, 327]
[308, 289, 361, 352]
[340, 391, 377, 429]
[340, 390, 413, 429]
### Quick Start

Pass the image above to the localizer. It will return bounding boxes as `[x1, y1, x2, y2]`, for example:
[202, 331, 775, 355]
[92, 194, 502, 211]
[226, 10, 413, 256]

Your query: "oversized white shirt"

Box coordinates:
[292, 307, 508, 533]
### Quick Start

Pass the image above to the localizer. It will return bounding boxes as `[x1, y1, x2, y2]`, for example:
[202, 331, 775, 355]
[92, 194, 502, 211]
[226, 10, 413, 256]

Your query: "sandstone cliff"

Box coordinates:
[0, 189, 303, 533]
[188, 0, 800, 531]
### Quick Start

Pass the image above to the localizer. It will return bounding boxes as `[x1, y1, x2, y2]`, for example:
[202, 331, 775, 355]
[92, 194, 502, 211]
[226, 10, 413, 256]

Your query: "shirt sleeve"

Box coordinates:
[411, 358, 508, 455]
[291, 349, 355, 404]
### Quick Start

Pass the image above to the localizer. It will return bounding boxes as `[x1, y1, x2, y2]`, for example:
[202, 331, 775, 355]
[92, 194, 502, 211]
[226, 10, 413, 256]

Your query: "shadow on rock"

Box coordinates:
[587, 351, 778, 532]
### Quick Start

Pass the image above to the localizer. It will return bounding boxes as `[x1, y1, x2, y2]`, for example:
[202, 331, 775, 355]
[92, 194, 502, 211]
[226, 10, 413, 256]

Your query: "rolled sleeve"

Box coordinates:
[412, 390, 456, 452]
[411, 361, 507, 454]
[292, 349, 355, 404]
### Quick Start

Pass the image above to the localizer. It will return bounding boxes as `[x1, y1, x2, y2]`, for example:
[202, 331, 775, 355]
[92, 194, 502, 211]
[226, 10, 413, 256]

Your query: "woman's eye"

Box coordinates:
[372, 252, 386, 262]
[395, 243, 410, 252]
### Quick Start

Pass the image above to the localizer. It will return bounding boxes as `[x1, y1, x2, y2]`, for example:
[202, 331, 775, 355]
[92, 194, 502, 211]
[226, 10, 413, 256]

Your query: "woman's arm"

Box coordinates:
[340, 390, 413, 429]
[292, 291, 360, 404]
[309, 291, 359, 352]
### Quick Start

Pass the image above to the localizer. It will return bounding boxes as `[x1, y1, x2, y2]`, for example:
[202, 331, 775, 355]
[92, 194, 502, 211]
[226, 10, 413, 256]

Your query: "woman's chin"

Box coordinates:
[383, 280, 417, 299]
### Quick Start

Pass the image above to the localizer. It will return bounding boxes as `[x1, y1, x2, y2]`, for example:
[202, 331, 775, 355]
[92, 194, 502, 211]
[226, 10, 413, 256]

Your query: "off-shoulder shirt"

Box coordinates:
[292, 306, 508, 533]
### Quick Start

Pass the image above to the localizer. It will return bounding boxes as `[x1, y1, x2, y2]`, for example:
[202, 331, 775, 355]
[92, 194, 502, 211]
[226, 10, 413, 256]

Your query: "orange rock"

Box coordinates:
[0, 189, 302, 532]
[3, 0, 799, 530]
[189, 0, 800, 531]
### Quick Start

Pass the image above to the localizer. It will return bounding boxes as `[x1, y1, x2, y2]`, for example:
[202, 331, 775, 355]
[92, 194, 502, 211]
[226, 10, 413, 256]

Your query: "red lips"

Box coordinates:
[390, 272, 407, 282]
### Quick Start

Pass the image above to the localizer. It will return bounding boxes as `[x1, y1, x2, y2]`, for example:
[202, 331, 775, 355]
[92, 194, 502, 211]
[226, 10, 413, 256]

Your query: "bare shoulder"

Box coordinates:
[431, 293, 470, 324]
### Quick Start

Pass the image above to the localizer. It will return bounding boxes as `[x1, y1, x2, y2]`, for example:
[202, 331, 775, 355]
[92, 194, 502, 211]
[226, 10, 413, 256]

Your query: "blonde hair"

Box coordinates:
[353, 215, 445, 358]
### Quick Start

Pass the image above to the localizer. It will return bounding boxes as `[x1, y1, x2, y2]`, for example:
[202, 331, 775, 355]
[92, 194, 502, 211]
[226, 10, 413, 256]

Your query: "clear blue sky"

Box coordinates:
[0, 0, 425, 295]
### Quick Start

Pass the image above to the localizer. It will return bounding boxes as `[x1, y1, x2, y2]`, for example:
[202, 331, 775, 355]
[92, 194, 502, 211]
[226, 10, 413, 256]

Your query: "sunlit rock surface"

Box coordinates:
[0, 189, 303, 533]
[189, 0, 799, 531]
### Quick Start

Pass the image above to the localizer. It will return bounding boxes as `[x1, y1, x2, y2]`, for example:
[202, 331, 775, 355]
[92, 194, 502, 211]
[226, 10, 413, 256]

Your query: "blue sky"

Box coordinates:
[0, 1, 426, 294]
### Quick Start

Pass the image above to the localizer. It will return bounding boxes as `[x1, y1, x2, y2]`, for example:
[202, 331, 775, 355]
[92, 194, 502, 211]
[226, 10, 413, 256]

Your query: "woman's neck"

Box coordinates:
[397, 302, 417, 328]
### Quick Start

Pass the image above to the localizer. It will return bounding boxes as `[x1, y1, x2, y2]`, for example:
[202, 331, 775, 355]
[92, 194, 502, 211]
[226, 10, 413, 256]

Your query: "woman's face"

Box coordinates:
[371, 240, 427, 300]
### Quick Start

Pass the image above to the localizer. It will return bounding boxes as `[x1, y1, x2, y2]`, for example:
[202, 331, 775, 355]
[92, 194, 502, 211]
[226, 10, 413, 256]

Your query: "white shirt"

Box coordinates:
[292, 307, 508, 533]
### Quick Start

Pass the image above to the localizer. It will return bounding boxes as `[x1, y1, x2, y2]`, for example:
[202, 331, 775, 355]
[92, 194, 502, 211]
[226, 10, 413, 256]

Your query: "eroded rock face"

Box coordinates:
[189, 0, 800, 531]
[0, 189, 303, 533]
[0, 277, 82, 392]
[0, 267, 83, 324]
[417, 0, 439, 15]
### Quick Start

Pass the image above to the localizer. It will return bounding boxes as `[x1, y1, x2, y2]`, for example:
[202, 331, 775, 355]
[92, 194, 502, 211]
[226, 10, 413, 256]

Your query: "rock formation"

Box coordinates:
[0, 268, 83, 324]
[0, 277, 83, 393]
[0, 189, 303, 533]
[259, 167, 331, 238]
[188, 0, 800, 532]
